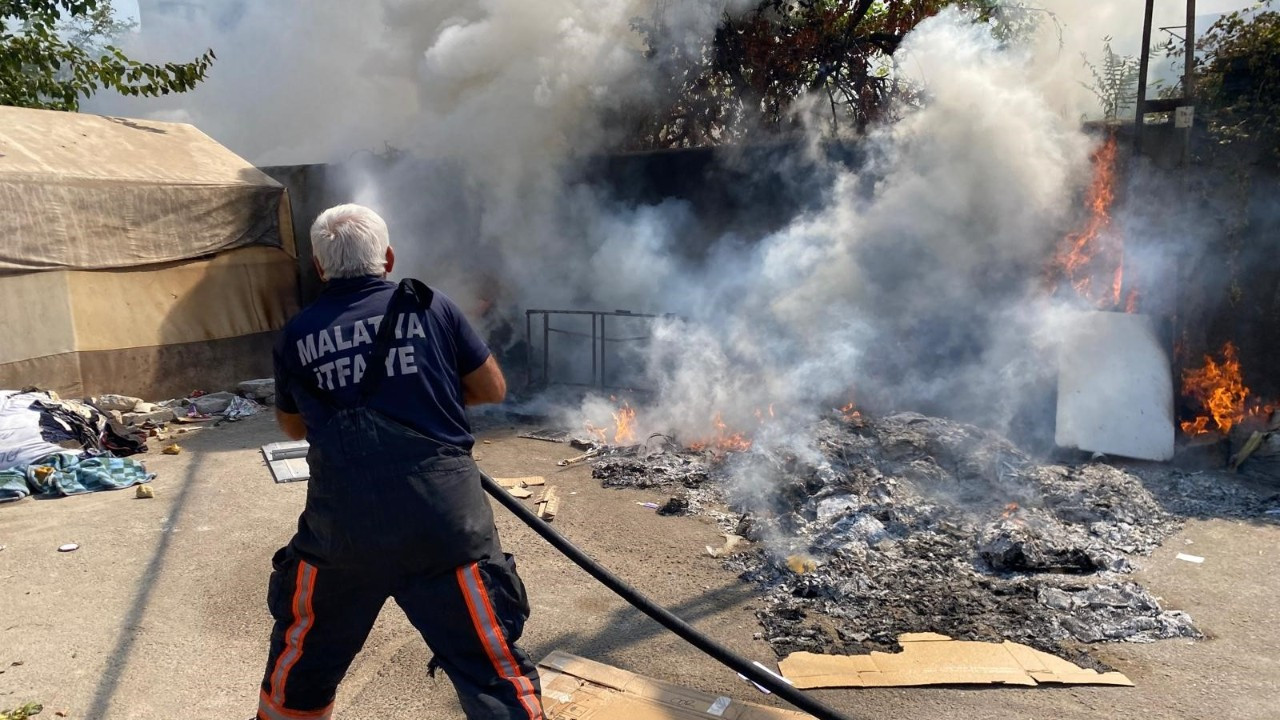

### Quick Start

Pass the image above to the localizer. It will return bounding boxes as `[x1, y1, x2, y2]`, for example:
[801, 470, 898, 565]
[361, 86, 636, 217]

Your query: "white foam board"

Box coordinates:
[1055, 311, 1175, 462]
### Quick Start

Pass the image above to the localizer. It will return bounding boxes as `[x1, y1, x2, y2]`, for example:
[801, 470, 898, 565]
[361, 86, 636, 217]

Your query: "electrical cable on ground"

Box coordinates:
[480, 470, 858, 720]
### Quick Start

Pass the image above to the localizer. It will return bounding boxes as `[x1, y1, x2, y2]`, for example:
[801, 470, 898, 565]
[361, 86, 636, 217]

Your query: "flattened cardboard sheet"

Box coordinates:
[538, 652, 812, 719]
[777, 633, 1132, 689]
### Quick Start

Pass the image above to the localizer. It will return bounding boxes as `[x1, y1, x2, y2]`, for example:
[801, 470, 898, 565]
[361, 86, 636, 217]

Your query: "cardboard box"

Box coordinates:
[777, 633, 1133, 689]
[538, 652, 812, 719]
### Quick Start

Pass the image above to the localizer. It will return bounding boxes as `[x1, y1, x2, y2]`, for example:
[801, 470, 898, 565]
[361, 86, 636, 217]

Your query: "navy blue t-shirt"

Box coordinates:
[274, 276, 491, 450]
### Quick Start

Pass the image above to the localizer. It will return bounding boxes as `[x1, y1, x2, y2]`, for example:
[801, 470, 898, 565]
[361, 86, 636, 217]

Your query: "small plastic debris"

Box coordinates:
[162, 444, 183, 455]
[1175, 553, 1205, 564]
[135, 484, 155, 499]
[638, 502, 660, 510]
[58, 543, 79, 553]
[483, 440, 493, 445]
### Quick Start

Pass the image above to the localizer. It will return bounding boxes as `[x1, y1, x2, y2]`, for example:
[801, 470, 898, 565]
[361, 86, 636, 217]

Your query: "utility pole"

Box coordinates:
[1182, 0, 1197, 165]
[1134, 0, 1156, 154]
[1135, 0, 1198, 163]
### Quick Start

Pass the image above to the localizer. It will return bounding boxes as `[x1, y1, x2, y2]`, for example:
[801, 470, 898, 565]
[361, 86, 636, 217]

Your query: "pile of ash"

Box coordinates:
[588, 411, 1276, 666]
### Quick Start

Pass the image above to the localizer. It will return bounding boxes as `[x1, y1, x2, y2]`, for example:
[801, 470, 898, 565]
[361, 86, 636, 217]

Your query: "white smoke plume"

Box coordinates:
[85, 2, 1183, 453]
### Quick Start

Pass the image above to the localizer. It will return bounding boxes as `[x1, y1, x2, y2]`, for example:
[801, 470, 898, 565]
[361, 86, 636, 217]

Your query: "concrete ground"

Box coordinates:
[0, 413, 1276, 720]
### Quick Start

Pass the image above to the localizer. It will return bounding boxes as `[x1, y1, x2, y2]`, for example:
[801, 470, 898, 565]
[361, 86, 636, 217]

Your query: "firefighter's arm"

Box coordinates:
[462, 355, 506, 406]
[275, 409, 307, 441]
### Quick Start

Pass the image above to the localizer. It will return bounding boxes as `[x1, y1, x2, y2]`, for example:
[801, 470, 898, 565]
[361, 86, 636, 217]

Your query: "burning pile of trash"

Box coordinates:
[586, 409, 1271, 667]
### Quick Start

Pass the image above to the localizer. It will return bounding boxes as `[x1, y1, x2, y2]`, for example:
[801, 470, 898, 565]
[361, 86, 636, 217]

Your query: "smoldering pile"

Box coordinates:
[592, 411, 1213, 667]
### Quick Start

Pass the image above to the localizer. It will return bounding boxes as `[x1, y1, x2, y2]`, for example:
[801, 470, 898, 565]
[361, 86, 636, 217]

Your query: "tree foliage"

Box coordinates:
[630, 0, 1046, 149]
[1082, 37, 1139, 123]
[1194, 0, 1280, 162]
[0, 0, 214, 112]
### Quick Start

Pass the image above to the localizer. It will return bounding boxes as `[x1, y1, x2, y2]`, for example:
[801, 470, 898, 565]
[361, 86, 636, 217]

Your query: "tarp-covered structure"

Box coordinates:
[0, 106, 298, 399]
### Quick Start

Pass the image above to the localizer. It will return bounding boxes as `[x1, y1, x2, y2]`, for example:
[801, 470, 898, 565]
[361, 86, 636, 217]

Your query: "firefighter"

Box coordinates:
[256, 204, 543, 720]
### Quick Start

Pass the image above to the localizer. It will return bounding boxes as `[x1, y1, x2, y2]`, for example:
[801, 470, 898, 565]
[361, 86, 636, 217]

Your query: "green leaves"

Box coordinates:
[0, 0, 213, 112]
[1194, 1, 1280, 161]
[0, 702, 43, 720]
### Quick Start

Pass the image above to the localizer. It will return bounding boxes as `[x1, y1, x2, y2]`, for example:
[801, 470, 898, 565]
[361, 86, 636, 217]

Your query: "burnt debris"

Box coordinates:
[589, 411, 1277, 665]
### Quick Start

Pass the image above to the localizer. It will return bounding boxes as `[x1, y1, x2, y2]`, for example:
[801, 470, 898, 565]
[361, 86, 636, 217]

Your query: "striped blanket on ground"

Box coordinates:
[0, 452, 153, 502]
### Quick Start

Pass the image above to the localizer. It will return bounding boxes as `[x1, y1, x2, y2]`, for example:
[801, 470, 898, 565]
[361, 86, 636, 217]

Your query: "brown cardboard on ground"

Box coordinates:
[538, 652, 813, 719]
[495, 476, 546, 488]
[777, 633, 1133, 689]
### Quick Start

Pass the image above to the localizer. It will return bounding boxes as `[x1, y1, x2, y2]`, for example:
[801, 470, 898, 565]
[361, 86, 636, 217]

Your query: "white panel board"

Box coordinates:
[1055, 311, 1175, 462]
[262, 440, 310, 483]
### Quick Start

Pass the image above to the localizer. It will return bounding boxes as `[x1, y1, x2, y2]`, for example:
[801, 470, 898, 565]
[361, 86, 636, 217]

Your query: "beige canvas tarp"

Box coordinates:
[0, 246, 298, 399]
[0, 105, 293, 271]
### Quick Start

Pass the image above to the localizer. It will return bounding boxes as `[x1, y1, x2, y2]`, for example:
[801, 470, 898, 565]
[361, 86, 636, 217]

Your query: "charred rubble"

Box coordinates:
[590, 412, 1278, 666]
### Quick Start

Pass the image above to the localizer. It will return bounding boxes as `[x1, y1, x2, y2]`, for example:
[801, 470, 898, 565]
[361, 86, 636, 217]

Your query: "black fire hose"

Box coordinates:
[480, 471, 857, 720]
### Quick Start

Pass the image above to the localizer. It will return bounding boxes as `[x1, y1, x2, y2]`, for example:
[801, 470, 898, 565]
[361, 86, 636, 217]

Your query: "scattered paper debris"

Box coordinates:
[507, 486, 533, 499]
[1175, 553, 1205, 564]
[706, 533, 748, 559]
[778, 633, 1133, 688]
[135, 484, 155, 499]
[558, 448, 603, 466]
[162, 444, 183, 455]
[58, 543, 78, 553]
[495, 476, 545, 488]
[536, 487, 560, 521]
[537, 651, 808, 719]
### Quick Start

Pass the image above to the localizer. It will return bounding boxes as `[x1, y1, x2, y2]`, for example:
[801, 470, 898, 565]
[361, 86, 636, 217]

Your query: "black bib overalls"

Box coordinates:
[257, 280, 543, 720]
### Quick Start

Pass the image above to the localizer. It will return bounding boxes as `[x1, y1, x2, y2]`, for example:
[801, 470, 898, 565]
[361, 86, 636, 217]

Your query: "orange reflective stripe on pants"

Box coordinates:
[268, 561, 319, 705]
[257, 688, 333, 720]
[456, 562, 543, 719]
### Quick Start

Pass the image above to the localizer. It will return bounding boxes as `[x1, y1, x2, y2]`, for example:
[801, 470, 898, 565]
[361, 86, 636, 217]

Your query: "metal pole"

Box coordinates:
[543, 315, 550, 386]
[599, 314, 607, 389]
[591, 314, 599, 387]
[1183, 0, 1197, 165]
[1135, 0, 1157, 154]
[525, 311, 533, 389]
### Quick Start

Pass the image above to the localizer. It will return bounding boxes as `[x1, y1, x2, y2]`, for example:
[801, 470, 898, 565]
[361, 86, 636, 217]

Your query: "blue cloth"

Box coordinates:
[0, 466, 29, 502]
[275, 276, 491, 450]
[0, 452, 153, 501]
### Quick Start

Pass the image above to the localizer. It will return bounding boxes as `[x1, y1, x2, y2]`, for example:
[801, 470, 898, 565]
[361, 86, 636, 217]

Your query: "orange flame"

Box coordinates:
[583, 423, 608, 444]
[838, 402, 862, 422]
[1180, 342, 1249, 436]
[689, 411, 753, 453]
[1001, 502, 1019, 519]
[1051, 134, 1137, 312]
[612, 401, 637, 445]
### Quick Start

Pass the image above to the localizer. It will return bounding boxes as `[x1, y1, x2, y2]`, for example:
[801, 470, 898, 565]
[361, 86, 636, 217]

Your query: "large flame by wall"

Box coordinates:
[1181, 342, 1249, 436]
[1050, 133, 1138, 313]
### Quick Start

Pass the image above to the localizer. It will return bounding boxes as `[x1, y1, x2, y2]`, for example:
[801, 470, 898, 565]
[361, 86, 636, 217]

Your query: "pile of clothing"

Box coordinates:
[0, 390, 152, 503]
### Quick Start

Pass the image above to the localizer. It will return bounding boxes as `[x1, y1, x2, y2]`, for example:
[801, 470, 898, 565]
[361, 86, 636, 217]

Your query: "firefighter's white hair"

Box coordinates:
[310, 204, 391, 279]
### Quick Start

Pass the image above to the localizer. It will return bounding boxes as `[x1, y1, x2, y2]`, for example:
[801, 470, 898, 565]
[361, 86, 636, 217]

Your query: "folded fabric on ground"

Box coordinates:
[34, 397, 108, 451]
[0, 391, 68, 472]
[0, 451, 154, 501]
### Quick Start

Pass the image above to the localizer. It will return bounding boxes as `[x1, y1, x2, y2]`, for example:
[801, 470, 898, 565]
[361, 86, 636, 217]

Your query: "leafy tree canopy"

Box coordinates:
[0, 0, 214, 112]
[630, 0, 1048, 149]
[1194, 0, 1280, 161]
